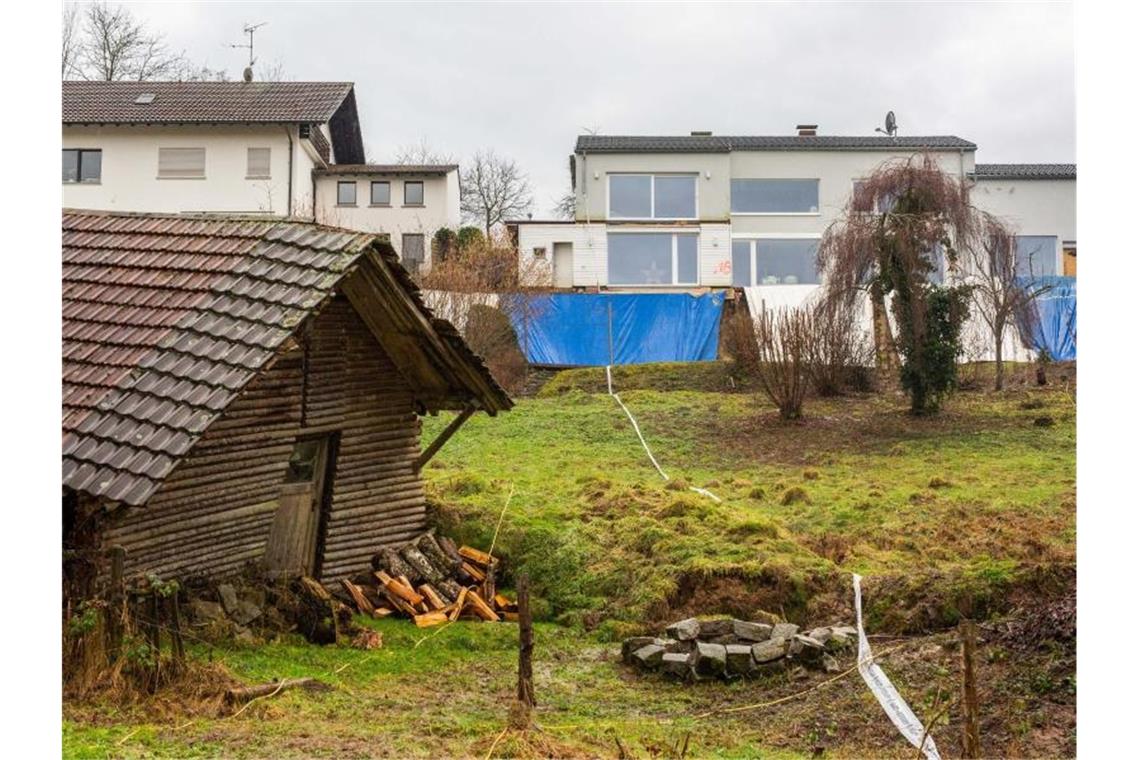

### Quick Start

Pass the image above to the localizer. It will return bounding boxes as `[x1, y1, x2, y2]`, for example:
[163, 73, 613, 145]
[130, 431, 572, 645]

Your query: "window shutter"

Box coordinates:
[158, 148, 206, 178]
[247, 147, 271, 178]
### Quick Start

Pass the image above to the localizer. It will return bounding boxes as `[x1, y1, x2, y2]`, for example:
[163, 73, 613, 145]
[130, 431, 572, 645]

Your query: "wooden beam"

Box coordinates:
[413, 402, 477, 472]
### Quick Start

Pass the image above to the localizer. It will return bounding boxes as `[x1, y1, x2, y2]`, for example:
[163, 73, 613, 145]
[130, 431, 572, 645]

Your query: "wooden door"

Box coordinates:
[264, 437, 333, 578]
[552, 242, 573, 288]
[1063, 246, 1077, 277]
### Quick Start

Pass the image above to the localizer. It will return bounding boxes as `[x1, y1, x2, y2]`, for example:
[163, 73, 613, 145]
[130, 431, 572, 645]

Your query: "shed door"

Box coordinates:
[552, 242, 573, 288]
[264, 436, 334, 578]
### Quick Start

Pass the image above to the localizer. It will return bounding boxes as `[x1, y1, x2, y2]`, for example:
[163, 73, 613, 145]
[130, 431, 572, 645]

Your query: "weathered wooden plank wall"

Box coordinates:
[102, 295, 427, 582]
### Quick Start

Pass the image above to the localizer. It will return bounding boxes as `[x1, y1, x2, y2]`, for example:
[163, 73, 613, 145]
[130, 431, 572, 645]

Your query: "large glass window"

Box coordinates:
[1014, 235, 1058, 278]
[731, 238, 820, 285]
[608, 174, 696, 219]
[731, 179, 819, 214]
[607, 232, 699, 286]
[63, 149, 102, 183]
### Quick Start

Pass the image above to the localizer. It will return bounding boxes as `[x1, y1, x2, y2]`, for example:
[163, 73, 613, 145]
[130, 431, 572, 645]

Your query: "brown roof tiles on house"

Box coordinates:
[62, 210, 510, 506]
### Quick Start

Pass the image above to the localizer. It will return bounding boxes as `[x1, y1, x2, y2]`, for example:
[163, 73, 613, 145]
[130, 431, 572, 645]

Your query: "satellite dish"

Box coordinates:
[875, 111, 898, 137]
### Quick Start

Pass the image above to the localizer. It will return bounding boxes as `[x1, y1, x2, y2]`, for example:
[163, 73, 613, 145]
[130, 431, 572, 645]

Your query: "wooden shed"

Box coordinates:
[62, 211, 511, 588]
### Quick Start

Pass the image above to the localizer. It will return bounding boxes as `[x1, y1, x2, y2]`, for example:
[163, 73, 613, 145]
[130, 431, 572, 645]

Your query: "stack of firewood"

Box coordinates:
[337, 530, 518, 628]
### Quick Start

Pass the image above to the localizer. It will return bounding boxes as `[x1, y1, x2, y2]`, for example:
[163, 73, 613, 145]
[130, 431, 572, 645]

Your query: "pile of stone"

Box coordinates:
[621, 617, 858, 680]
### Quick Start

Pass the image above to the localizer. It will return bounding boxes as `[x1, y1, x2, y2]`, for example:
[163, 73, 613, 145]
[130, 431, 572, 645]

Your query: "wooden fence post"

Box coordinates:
[105, 546, 126, 662]
[960, 619, 981, 758]
[510, 574, 535, 729]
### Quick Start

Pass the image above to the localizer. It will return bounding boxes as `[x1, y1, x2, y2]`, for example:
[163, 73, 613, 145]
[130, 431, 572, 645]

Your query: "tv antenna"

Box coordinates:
[875, 110, 898, 137]
[232, 22, 267, 80]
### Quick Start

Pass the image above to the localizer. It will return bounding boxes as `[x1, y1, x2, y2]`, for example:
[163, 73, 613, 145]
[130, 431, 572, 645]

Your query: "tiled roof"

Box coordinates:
[973, 163, 1076, 180]
[575, 134, 977, 153]
[62, 210, 510, 506]
[315, 164, 459, 176]
[62, 81, 355, 124]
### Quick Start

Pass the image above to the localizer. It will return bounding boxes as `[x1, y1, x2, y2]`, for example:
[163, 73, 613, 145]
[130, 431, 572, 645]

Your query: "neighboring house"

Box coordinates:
[63, 80, 365, 217]
[969, 163, 1077, 278]
[62, 210, 510, 584]
[313, 164, 461, 274]
[509, 126, 977, 291]
[62, 81, 462, 275]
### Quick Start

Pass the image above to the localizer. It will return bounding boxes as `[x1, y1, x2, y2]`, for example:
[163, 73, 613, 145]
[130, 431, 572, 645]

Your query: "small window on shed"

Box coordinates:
[337, 181, 357, 206]
[284, 439, 323, 483]
[247, 147, 271, 178]
[158, 147, 206, 178]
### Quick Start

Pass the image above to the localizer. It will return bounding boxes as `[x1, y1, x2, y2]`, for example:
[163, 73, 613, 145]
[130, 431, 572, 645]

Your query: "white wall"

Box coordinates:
[971, 178, 1076, 275]
[63, 124, 308, 215]
[314, 170, 459, 265]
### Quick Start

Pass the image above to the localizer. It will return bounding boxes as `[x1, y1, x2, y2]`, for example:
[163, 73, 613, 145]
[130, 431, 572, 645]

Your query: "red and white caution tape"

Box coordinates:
[853, 574, 941, 760]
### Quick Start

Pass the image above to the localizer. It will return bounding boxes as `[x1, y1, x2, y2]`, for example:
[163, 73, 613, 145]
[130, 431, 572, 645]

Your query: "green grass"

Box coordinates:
[425, 368, 1074, 633]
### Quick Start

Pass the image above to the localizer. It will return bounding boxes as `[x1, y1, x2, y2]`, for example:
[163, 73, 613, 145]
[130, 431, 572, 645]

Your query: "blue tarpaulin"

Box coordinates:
[1018, 276, 1076, 361]
[506, 292, 725, 366]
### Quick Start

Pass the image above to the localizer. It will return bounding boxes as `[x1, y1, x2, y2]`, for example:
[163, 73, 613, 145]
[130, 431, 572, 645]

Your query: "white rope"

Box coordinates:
[604, 365, 720, 503]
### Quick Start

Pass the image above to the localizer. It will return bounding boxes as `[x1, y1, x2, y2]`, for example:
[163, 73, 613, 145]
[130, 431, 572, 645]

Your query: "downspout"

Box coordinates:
[284, 126, 295, 218]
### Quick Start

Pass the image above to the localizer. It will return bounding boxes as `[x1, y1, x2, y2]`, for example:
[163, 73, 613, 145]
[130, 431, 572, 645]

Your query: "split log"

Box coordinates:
[373, 548, 417, 582]
[462, 562, 486, 583]
[493, 594, 513, 611]
[458, 546, 495, 567]
[418, 584, 447, 611]
[449, 587, 468, 622]
[414, 611, 449, 628]
[400, 545, 443, 584]
[225, 677, 331, 704]
[417, 532, 461, 574]
[436, 534, 466, 566]
[374, 571, 424, 606]
[464, 590, 500, 622]
[340, 580, 376, 618]
[294, 577, 338, 645]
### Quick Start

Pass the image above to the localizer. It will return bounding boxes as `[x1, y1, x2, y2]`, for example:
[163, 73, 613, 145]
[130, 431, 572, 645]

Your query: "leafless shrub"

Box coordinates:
[721, 309, 761, 383]
[752, 307, 814, 420]
[807, 298, 873, 396]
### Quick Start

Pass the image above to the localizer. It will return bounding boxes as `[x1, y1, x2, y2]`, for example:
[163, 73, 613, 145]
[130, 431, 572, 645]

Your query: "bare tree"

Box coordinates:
[552, 189, 575, 220]
[460, 149, 533, 238]
[62, 4, 82, 78]
[393, 138, 456, 166]
[73, 2, 189, 81]
[961, 216, 1052, 390]
[818, 154, 979, 414]
[259, 60, 289, 82]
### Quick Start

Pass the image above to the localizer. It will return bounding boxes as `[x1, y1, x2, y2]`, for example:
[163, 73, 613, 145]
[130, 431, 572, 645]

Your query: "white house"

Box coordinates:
[509, 127, 977, 291]
[312, 164, 461, 274]
[969, 163, 1077, 277]
[510, 128, 1076, 291]
[62, 80, 461, 274]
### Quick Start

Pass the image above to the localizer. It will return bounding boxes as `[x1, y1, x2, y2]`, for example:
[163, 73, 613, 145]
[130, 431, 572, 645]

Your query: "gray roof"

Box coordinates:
[575, 134, 976, 153]
[973, 163, 1076, 180]
[315, 164, 459, 176]
[62, 81, 355, 124]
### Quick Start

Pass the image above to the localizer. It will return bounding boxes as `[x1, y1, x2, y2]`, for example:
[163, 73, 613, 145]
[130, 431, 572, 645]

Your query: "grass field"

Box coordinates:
[63, 362, 1076, 758]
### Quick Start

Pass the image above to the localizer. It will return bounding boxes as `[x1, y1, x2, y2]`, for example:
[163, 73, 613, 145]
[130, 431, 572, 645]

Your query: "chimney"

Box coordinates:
[796, 124, 818, 136]
[690, 130, 712, 136]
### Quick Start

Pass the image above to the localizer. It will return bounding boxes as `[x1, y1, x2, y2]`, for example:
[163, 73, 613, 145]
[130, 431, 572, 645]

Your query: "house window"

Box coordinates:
[731, 238, 820, 286]
[1014, 235, 1058, 278]
[608, 174, 697, 219]
[246, 147, 271, 178]
[157, 147, 206, 178]
[852, 180, 898, 214]
[62, 149, 102, 184]
[404, 181, 424, 206]
[402, 233, 425, 274]
[370, 181, 391, 205]
[337, 181, 357, 206]
[607, 232, 699, 286]
[731, 179, 819, 214]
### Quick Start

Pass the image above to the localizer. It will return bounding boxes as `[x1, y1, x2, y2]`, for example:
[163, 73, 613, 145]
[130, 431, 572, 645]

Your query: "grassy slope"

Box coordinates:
[426, 365, 1074, 635]
[64, 363, 1076, 758]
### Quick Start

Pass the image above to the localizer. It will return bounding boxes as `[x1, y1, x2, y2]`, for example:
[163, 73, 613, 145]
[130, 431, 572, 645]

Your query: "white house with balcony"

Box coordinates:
[62, 80, 461, 274]
[509, 127, 1075, 294]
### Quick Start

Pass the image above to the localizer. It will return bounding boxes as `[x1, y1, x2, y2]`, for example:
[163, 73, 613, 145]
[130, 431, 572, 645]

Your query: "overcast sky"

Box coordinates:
[119, 1, 1074, 217]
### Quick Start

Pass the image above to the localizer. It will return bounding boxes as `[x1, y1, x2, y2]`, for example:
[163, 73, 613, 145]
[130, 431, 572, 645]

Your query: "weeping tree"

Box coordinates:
[818, 154, 984, 414]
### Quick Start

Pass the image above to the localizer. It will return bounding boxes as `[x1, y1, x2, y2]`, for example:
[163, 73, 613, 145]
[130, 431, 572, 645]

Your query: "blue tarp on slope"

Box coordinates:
[506, 292, 725, 366]
[1018, 276, 1076, 361]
